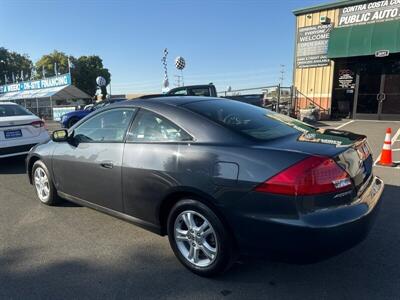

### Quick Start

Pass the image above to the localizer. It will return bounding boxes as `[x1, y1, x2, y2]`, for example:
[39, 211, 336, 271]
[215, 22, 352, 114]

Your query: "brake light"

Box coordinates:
[31, 120, 45, 128]
[255, 156, 352, 196]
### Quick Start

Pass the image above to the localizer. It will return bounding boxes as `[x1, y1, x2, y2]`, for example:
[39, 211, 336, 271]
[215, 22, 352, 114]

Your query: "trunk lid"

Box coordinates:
[0, 115, 44, 141]
[256, 127, 372, 193]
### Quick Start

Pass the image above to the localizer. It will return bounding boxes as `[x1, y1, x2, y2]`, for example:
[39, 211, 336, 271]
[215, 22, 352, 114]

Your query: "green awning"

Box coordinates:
[327, 20, 400, 58]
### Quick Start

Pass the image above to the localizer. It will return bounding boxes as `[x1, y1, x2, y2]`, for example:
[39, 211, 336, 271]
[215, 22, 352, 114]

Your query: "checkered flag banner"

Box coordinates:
[175, 56, 186, 70]
[162, 48, 169, 89]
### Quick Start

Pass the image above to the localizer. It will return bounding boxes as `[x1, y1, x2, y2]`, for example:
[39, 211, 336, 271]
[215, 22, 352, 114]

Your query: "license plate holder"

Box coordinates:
[4, 129, 22, 139]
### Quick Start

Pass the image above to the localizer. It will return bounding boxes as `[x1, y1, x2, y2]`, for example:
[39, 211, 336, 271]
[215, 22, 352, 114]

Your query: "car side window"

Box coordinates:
[73, 108, 135, 143]
[190, 88, 210, 96]
[170, 88, 188, 95]
[127, 110, 192, 142]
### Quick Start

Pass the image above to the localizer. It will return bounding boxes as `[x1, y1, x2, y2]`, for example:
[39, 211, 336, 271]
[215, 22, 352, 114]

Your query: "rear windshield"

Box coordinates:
[183, 99, 317, 141]
[0, 104, 32, 117]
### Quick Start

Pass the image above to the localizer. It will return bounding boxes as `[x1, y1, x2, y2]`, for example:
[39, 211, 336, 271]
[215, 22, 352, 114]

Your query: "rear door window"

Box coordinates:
[183, 99, 316, 141]
[127, 109, 192, 142]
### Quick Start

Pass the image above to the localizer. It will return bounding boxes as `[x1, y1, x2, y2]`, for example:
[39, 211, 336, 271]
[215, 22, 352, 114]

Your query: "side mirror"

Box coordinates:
[51, 129, 69, 142]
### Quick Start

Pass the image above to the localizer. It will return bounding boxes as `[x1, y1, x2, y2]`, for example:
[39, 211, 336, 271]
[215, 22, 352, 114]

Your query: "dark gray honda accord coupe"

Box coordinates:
[26, 97, 384, 276]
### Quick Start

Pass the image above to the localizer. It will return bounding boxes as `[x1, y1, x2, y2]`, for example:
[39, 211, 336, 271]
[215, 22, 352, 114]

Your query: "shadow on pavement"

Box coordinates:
[0, 155, 26, 174]
[222, 185, 400, 276]
[56, 199, 81, 207]
[0, 184, 398, 299]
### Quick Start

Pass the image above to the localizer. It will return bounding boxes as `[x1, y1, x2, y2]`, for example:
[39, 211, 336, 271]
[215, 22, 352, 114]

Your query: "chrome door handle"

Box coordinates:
[100, 162, 114, 169]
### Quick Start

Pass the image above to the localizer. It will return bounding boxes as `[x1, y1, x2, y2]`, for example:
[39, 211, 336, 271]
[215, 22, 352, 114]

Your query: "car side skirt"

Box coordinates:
[57, 191, 162, 235]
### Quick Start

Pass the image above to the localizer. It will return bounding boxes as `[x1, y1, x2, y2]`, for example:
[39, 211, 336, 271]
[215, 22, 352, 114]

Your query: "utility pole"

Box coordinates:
[279, 64, 285, 86]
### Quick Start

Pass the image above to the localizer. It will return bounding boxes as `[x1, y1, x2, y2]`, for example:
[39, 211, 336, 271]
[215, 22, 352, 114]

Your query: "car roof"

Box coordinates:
[169, 84, 213, 89]
[0, 102, 18, 105]
[109, 98, 127, 102]
[88, 96, 251, 144]
[119, 96, 219, 107]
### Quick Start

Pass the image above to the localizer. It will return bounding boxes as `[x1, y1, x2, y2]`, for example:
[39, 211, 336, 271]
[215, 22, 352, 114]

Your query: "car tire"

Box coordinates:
[67, 117, 78, 128]
[167, 199, 236, 277]
[32, 160, 60, 206]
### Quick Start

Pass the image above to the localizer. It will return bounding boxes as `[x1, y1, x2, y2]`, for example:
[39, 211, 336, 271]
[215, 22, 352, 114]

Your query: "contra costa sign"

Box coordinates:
[338, 0, 400, 27]
[296, 24, 332, 68]
[0, 73, 71, 94]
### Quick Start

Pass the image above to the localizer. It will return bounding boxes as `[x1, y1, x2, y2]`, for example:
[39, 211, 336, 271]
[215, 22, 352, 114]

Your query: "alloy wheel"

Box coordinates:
[34, 167, 50, 202]
[174, 210, 218, 268]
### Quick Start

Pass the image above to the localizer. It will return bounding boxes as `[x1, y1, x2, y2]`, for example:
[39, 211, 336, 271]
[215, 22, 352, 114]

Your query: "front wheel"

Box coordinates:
[167, 199, 236, 277]
[32, 160, 60, 206]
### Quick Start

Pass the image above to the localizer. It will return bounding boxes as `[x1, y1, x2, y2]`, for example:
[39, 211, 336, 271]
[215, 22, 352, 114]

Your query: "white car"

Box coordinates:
[0, 102, 50, 158]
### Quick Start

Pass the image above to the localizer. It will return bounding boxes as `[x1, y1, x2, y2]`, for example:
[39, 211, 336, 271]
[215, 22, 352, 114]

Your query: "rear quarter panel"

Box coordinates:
[121, 141, 309, 228]
[176, 144, 309, 209]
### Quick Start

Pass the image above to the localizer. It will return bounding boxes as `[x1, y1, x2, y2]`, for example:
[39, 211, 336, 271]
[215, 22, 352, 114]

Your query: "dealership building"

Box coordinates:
[293, 0, 400, 120]
[0, 73, 90, 120]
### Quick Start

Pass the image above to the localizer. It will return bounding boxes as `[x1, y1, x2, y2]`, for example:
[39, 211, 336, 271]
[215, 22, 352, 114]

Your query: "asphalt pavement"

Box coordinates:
[0, 120, 399, 299]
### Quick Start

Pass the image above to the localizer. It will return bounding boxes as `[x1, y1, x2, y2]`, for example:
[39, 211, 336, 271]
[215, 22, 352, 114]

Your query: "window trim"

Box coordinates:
[70, 107, 138, 144]
[125, 108, 195, 144]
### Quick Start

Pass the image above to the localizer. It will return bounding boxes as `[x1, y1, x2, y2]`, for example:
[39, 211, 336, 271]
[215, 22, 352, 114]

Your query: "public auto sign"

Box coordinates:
[338, 0, 400, 27]
[0, 73, 71, 94]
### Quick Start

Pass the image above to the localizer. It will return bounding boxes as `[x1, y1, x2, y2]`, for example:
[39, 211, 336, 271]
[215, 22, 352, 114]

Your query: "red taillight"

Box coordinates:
[31, 120, 45, 128]
[255, 156, 353, 196]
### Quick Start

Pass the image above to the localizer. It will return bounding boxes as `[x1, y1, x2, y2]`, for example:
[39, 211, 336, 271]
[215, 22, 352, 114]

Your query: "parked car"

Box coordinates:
[167, 83, 217, 97]
[0, 102, 49, 158]
[225, 94, 263, 107]
[136, 84, 218, 99]
[148, 84, 264, 107]
[26, 97, 383, 276]
[60, 98, 126, 128]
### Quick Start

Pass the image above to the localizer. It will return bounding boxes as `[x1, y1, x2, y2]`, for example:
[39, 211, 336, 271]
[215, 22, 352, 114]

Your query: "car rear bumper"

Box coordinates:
[0, 144, 37, 158]
[229, 176, 384, 256]
[0, 132, 50, 158]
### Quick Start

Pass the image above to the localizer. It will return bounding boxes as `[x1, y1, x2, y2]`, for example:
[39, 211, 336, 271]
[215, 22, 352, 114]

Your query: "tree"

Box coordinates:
[3, 49, 111, 98]
[35, 52, 111, 97]
[0, 47, 33, 84]
[35, 50, 69, 78]
[71, 55, 111, 97]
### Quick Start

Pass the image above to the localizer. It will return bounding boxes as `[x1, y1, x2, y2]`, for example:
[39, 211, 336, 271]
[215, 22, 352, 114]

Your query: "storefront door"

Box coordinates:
[354, 57, 400, 120]
[381, 64, 400, 119]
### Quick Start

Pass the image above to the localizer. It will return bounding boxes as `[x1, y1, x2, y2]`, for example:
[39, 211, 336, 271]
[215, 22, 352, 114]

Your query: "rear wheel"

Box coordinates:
[167, 199, 235, 277]
[32, 160, 60, 206]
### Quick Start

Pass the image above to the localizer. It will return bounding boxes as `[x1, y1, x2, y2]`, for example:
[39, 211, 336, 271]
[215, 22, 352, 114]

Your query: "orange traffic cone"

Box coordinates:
[377, 128, 394, 167]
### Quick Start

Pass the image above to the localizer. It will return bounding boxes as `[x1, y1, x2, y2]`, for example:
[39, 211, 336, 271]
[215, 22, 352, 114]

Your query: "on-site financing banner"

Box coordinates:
[0, 73, 71, 94]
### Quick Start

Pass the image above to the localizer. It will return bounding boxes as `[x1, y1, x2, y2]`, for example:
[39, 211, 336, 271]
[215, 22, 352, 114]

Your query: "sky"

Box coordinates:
[0, 0, 325, 94]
